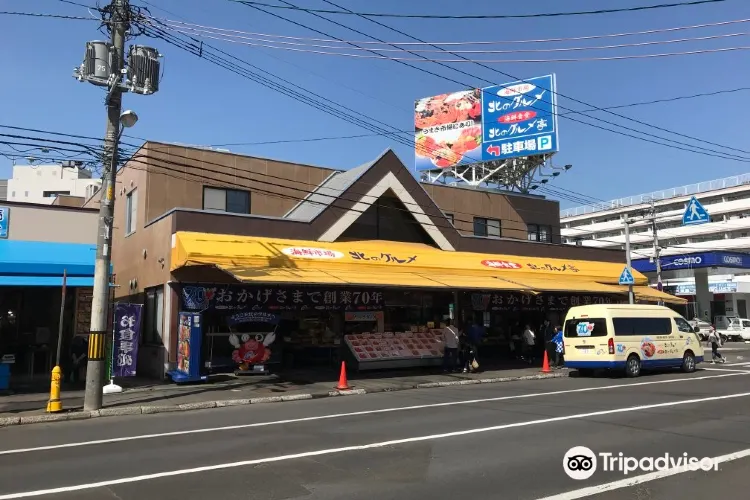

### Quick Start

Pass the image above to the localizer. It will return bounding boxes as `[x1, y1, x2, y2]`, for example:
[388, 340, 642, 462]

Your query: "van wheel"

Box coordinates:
[682, 352, 696, 373]
[625, 355, 641, 378]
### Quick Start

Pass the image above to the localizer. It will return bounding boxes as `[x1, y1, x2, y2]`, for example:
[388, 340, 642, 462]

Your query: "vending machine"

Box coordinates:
[167, 311, 207, 383]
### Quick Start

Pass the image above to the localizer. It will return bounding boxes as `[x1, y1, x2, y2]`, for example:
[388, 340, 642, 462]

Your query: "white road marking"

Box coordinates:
[2, 390, 750, 499]
[702, 367, 750, 373]
[536, 447, 750, 500]
[1, 372, 746, 457]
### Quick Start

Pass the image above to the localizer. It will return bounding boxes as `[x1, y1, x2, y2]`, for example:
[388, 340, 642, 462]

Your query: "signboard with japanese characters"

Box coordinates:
[470, 292, 620, 312]
[414, 74, 558, 170]
[181, 284, 384, 312]
[112, 303, 142, 377]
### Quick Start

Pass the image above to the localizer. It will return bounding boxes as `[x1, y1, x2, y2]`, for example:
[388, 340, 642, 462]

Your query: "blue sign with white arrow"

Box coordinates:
[618, 266, 635, 285]
[682, 196, 710, 226]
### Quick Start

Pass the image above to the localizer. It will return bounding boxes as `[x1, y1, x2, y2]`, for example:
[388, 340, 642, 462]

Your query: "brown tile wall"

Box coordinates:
[137, 143, 333, 222]
[422, 184, 560, 241]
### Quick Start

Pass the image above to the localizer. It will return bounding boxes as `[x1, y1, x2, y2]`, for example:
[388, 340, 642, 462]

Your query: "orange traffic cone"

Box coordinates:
[541, 350, 552, 373]
[336, 361, 351, 390]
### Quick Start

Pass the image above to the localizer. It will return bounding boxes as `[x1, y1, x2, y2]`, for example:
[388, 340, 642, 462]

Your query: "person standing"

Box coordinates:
[552, 326, 565, 368]
[467, 319, 485, 369]
[442, 319, 460, 372]
[522, 324, 536, 365]
[541, 319, 555, 364]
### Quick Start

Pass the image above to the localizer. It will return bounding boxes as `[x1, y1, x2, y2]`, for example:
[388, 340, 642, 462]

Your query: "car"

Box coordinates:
[689, 318, 713, 341]
[716, 317, 750, 342]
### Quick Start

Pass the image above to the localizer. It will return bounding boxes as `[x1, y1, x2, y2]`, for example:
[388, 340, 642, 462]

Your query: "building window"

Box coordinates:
[527, 224, 552, 242]
[125, 189, 137, 235]
[143, 286, 164, 345]
[43, 190, 70, 198]
[444, 213, 454, 225]
[203, 187, 251, 214]
[473, 217, 501, 238]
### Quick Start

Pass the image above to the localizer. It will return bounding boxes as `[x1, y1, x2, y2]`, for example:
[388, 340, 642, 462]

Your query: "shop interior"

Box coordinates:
[0, 286, 78, 386]
[188, 286, 623, 375]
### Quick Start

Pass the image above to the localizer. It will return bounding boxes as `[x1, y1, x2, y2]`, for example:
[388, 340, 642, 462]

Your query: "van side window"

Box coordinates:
[674, 317, 694, 333]
[612, 317, 672, 336]
[564, 318, 608, 338]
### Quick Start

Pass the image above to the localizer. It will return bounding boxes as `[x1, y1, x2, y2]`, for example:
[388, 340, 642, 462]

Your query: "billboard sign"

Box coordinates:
[414, 89, 483, 170]
[414, 74, 558, 170]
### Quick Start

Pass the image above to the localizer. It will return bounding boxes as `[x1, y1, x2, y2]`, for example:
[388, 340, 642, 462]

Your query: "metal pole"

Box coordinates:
[55, 270, 67, 367]
[84, 0, 129, 411]
[623, 213, 634, 304]
[650, 201, 664, 306]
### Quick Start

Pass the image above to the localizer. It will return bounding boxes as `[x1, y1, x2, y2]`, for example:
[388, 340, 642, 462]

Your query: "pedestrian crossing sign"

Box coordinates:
[682, 196, 710, 226]
[618, 266, 635, 285]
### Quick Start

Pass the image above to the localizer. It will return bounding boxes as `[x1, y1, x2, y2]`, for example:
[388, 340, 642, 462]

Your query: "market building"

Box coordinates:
[105, 142, 681, 380]
[0, 201, 98, 390]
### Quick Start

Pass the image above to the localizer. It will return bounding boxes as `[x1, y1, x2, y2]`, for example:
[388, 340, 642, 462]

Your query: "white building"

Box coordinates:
[6, 163, 101, 205]
[560, 173, 750, 321]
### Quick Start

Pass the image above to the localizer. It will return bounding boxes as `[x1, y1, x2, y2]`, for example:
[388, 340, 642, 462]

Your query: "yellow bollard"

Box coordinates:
[46, 366, 63, 413]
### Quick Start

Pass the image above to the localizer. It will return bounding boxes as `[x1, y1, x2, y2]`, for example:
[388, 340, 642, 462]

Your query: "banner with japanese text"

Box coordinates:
[113, 303, 143, 377]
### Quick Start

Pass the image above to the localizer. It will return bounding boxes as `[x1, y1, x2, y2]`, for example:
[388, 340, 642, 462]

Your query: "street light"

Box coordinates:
[118, 110, 138, 137]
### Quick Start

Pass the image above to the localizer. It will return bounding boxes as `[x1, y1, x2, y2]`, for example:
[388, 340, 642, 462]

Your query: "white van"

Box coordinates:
[563, 304, 704, 378]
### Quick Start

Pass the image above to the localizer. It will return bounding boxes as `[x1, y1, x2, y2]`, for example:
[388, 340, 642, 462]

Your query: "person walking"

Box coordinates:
[708, 326, 726, 364]
[552, 326, 565, 368]
[442, 319, 460, 372]
[522, 324, 536, 365]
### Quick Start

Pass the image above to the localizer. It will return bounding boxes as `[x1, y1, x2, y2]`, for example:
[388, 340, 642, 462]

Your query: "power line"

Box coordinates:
[162, 20, 750, 54]
[229, 0, 726, 20]
[158, 16, 750, 46]
[0, 10, 99, 20]
[165, 25, 750, 62]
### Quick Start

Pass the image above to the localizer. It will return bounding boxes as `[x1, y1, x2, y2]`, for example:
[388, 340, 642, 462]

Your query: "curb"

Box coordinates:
[0, 370, 568, 428]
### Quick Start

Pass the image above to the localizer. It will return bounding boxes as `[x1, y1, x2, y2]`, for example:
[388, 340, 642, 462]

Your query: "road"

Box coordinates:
[2, 362, 750, 499]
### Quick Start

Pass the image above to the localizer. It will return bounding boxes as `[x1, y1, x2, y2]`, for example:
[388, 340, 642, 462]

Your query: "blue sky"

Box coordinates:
[1, 0, 749, 209]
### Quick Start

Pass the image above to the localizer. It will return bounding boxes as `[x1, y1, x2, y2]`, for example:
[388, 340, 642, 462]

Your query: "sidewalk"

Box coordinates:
[0, 364, 569, 426]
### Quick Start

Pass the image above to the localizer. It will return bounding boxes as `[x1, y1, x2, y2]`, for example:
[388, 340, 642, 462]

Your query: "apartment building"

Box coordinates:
[6, 162, 101, 205]
[560, 173, 750, 320]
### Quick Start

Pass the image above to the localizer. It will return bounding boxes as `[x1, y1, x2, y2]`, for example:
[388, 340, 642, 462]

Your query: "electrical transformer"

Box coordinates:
[127, 45, 161, 95]
[74, 40, 114, 87]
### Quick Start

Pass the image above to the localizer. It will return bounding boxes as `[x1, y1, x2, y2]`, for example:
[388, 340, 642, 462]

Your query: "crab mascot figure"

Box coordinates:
[229, 332, 276, 371]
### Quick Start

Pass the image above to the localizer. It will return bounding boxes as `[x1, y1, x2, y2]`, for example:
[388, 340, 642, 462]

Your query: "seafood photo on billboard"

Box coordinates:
[414, 89, 482, 169]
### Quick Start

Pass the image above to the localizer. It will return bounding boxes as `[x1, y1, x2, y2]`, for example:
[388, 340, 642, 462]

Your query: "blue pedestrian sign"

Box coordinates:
[682, 196, 710, 226]
[618, 266, 635, 285]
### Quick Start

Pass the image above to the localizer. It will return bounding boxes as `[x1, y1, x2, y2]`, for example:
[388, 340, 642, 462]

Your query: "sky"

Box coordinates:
[1, 0, 749, 210]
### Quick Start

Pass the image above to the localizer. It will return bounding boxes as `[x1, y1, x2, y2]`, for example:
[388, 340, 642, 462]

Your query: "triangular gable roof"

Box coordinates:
[304, 150, 456, 251]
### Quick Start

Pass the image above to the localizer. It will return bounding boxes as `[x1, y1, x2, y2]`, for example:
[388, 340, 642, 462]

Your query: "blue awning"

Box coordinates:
[0, 276, 95, 287]
[0, 240, 97, 276]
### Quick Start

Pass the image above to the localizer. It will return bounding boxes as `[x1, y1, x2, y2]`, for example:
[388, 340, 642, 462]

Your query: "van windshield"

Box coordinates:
[564, 318, 608, 338]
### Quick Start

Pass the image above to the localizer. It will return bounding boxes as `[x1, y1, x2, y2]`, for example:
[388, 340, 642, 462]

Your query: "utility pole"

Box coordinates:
[649, 200, 664, 306]
[84, 0, 130, 411]
[623, 213, 634, 304]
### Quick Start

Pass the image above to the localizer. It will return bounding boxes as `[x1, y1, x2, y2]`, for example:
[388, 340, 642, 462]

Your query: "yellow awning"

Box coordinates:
[622, 285, 688, 304]
[218, 265, 444, 288]
[500, 277, 625, 295]
[172, 232, 648, 288]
